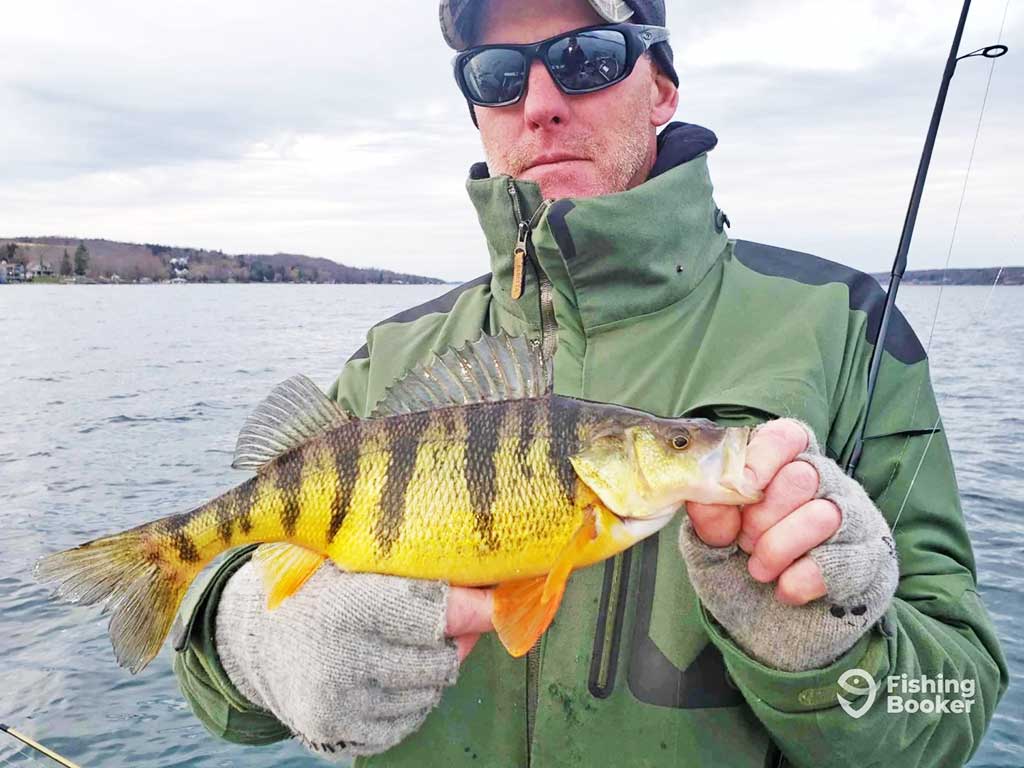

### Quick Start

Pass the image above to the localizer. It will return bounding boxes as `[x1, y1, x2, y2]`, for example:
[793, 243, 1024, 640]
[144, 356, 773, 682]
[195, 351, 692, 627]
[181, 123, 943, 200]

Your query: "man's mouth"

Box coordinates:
[525, 152, 587, 171]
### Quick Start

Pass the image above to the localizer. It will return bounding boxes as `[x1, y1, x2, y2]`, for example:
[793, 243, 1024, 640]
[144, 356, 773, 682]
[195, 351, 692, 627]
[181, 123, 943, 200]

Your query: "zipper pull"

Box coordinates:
[512, 221, 529, 300]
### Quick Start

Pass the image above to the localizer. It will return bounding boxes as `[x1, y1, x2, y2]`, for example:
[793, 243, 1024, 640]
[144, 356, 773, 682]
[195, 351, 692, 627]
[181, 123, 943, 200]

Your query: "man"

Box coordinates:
[172, 1, 1008, 765]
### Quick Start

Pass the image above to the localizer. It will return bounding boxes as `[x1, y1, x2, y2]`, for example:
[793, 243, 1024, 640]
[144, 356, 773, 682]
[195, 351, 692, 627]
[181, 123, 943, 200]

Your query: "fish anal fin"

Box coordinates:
[252, 543, 327, 610]
[494, 508, 598, 657]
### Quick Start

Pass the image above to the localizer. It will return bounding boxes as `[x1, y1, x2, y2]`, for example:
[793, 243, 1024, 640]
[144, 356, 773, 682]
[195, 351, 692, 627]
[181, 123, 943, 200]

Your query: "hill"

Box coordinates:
[0, 236, 445, 284]
[872, 266, 1024, 286]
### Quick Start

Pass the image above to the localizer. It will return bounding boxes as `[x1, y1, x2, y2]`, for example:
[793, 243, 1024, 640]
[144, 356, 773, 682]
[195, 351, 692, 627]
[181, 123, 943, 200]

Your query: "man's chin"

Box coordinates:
[517, 160, 605, 200]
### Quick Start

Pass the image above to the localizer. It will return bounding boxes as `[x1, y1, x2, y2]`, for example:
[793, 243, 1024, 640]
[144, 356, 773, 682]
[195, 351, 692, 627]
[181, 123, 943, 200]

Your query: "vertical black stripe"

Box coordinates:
[376, 413, 430, 555]
[276, 451, 305, 537]
[163, 512, 200, 563]
[436, 407, 457, 436]
[235, 478, 256, 535]
[465, 401, 503, 548]
[328, 424, 361, 544]
[515, 401, 534, 479]
[549, 397, 581, 502]
[214, 498, 233, 544]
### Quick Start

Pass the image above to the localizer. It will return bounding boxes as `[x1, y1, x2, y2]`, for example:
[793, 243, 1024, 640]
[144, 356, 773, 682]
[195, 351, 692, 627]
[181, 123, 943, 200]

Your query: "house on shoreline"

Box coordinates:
[1, 259, 55, 282]
[0, 260, 25, 282]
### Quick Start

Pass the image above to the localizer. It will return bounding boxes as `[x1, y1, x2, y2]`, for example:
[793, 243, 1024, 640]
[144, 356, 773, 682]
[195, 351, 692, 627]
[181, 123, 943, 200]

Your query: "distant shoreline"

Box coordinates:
[871, 266, 1023, 286]
[2, 279, 462, 286]
[0, 236, 446, 285]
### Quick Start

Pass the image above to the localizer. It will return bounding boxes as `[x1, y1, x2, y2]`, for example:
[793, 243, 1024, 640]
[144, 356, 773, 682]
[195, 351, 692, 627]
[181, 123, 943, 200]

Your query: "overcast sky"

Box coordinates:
[1, 0, 1020, 280]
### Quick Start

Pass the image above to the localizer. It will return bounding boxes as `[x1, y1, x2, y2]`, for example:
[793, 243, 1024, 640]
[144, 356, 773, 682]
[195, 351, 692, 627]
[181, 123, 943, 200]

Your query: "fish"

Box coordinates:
[34, 332, 761, 673]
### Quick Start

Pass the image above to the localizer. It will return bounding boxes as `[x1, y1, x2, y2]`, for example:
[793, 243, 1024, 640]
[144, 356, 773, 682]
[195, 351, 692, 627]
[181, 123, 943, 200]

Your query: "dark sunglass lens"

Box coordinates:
[547, 29, 628, 91]
[461, 48, 527, 104]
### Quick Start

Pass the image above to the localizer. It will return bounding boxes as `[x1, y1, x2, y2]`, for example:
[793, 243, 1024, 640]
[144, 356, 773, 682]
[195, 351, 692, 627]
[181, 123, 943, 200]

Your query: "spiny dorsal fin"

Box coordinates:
[372, 331, 551, 417]
[232, 375, 350, 470]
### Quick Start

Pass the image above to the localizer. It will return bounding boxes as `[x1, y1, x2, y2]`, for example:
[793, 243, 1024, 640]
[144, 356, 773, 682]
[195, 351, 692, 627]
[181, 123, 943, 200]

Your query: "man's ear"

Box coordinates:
[650, 67, 679, 127]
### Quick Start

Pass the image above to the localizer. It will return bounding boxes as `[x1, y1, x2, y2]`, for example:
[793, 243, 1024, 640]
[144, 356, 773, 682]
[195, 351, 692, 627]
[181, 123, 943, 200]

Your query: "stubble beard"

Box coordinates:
[481, 84, 655, 199]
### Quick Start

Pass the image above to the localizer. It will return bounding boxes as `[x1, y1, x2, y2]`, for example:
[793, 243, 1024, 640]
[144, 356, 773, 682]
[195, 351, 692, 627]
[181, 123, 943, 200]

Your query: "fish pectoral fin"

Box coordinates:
[493, 574, 566, 658]
[541, 506, 598, 605]
[493, 510, 598, 657]
[252, 543, 327, 610]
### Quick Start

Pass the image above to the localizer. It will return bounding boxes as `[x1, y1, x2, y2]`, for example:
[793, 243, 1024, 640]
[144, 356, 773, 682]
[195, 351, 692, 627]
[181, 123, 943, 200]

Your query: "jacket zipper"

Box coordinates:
[506, 180, 556, 360]
[507, 180, 554, 766]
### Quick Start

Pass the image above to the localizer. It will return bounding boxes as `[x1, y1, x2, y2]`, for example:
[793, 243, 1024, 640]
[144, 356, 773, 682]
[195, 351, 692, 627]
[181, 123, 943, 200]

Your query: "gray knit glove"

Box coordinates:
[678, 423, 899, 672]
[214, 561, 458, 761]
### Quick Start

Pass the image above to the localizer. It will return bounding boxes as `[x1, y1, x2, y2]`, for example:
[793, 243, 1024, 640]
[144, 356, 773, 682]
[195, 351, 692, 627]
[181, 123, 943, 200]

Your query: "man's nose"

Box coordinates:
[521, 59, 571, 128]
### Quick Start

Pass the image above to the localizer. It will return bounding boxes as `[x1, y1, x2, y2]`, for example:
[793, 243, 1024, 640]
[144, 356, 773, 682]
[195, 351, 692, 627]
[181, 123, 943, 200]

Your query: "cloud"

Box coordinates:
[0, 0, 1020, 280]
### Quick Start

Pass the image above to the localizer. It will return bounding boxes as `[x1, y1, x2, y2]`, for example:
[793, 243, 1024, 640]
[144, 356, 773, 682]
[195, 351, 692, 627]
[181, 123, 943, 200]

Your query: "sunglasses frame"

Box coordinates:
[453, 23, 670, 108]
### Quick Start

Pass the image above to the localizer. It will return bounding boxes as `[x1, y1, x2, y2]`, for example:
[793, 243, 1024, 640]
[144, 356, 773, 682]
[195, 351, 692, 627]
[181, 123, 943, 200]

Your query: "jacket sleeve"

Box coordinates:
[171, 355, 372, 746]
[699, 349, 1009, 767]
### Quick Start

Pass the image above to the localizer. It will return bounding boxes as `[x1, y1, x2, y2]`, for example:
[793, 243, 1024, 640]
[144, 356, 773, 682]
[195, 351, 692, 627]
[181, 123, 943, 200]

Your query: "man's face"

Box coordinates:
[474, 0, 677, 200]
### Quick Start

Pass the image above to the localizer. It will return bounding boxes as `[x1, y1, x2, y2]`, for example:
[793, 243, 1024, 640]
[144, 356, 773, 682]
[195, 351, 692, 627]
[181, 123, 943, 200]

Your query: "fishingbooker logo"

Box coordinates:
[837, 669, 976, 718]
[837, 669, 877, 718]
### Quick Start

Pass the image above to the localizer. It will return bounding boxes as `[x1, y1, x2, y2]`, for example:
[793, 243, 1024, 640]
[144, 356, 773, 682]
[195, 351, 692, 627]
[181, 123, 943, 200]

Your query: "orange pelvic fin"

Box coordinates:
[252, 542, 327, 609]
[494, 508, 598, 657]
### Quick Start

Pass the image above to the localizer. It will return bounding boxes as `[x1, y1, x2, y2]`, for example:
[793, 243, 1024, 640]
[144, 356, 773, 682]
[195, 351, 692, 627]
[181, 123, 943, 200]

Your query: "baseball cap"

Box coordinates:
[439, 0, 679, 86]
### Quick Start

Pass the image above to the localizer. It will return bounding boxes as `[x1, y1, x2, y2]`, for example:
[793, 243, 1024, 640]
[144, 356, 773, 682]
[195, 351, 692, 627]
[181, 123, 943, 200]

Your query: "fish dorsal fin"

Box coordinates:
[252, 542, 327, 609]
[232, 375, 350, 470]
[372, 332, 551, 417]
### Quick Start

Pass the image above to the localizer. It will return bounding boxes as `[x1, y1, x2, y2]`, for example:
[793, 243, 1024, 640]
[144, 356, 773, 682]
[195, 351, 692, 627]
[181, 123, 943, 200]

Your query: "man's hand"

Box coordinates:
[215, 565, 471, 759]
[445, 587, 494, 662]
[677, 418, 900, 672]
[687, 419, 841, 606]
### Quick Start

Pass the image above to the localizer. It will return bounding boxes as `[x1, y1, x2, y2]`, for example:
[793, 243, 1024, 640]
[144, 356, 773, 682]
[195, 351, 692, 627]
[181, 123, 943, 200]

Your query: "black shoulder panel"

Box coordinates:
[733, 240, 925, 365]
[346, 273, 492, 362]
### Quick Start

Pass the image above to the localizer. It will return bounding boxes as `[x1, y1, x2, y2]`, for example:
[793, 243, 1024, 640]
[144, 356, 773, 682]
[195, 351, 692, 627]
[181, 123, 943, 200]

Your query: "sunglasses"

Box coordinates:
[453, 23, 670, 107]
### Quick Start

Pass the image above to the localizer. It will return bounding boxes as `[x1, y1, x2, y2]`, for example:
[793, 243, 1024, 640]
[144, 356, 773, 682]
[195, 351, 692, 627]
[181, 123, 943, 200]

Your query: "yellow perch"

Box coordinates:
[35, 333, 759, 673]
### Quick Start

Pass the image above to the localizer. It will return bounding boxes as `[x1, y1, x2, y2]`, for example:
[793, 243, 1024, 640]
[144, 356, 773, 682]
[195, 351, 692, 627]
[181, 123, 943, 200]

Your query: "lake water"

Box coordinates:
[1, 284, 1020, 767]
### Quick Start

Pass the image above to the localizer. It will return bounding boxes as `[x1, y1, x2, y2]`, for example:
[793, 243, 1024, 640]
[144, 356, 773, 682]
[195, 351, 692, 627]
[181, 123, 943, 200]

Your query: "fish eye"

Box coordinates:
[671, 432, 690, 451]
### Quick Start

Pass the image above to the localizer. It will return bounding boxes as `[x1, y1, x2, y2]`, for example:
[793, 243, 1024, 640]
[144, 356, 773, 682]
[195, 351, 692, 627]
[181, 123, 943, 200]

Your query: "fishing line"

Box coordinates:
[891, 267, 1004, 530]
[919, 0, 1013, 358]
[892, 0, 1014, 531]
[843, 0, 1009, 476]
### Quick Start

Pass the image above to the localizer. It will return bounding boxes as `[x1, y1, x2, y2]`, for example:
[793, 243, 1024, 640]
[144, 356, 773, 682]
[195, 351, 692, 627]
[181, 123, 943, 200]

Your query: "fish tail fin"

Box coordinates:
[34, 522, 199, 674]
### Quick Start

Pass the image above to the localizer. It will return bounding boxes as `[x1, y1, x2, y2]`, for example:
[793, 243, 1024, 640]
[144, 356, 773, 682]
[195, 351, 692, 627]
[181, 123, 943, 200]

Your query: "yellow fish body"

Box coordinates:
[36, 333, 759, 673]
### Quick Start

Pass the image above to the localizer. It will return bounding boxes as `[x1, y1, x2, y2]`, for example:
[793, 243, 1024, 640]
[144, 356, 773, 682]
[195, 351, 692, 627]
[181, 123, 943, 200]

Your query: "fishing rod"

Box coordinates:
[0, 723, 82, 768]
[845, 0, 1008, 476]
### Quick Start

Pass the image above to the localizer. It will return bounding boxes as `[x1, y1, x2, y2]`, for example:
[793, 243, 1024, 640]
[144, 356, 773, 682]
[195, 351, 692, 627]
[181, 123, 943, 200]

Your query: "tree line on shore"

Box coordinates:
[1, 237, 444, 284]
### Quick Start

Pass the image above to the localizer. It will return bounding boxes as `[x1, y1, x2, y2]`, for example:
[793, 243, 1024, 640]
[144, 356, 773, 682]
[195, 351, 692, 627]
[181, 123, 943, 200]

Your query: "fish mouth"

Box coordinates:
[617, 509, 679, 541]
[697, 426, 763, 505]
[720, 476, 762, 505]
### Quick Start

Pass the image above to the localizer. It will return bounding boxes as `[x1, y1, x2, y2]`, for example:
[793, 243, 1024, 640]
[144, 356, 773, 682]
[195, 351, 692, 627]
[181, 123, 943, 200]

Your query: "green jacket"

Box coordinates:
[172, 122, 1008, 767]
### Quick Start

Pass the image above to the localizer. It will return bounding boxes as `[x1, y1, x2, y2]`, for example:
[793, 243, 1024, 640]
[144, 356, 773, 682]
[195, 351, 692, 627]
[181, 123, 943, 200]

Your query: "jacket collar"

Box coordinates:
[465, 122, 729, 333]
